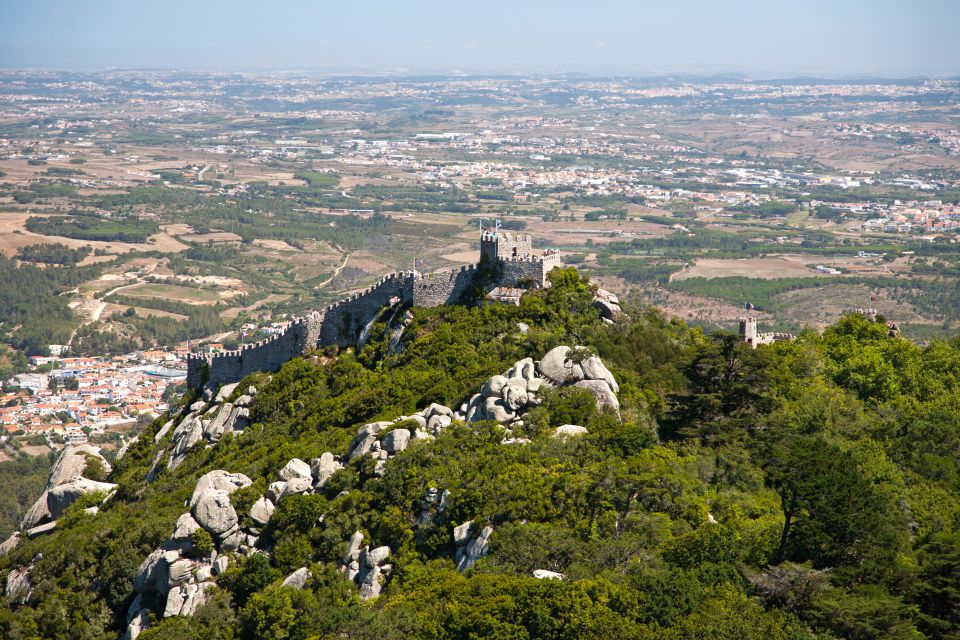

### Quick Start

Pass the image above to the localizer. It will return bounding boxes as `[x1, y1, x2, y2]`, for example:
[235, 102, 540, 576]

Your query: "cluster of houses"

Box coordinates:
[1, 350, 186, 442]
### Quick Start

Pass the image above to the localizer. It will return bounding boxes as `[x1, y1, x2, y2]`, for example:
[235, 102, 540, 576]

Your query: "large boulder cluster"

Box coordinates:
[242, 454, 396, 602]
[346, 403, 455, 474]
[339, 531, 393, 600]
[261, 452, 343, 506]
[159, 384, 255, 472]
[15, 445, 116, 542]
[127, 470, 253, 637]
[459, 346, 620, 425]
[592, 288, 623, 323]
[453, 520, 494, 571]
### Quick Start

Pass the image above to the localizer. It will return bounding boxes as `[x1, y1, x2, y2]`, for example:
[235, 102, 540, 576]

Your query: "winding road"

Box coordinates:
[316, 245, 350, 289]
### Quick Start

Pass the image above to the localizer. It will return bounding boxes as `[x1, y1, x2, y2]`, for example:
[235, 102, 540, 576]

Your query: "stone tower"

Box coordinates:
[739, 317, 758, 344]
[480, 230, 534, 262]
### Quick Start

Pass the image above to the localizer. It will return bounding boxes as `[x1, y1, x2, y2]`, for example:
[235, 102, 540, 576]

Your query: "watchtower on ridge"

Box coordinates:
[480, 230, 534, 262]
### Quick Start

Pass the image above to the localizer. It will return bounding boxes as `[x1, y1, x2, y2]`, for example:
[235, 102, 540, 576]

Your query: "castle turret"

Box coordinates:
[480, 230, 534, 261]
[480, 230, 499, 263]
[739, 317, 758, 344]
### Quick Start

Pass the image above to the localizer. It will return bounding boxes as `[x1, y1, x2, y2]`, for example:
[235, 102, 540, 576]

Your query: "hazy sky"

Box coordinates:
[2, 0, 958, 76]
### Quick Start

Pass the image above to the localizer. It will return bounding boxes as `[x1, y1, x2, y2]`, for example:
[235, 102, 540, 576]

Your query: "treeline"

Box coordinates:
[89, 185, 203, 211]
[668, 276, 834, 310]
[590, 257, 682, 285]
[167, 195, 394, 250]
[668, 274, 960, 323]
[70, 302, 225, 355]
[293, 171, 340, 189]
[351, 184, 480, 213]
[26, 213, 159, 243]
[727, 201, 798, 217]
[611, 226, 904, 260]
[16, 243, 91, 265]
[11, 181, 77, 204]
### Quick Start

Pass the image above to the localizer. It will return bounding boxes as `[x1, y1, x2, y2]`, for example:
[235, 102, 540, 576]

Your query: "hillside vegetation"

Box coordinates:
[1, 269, 959, 639]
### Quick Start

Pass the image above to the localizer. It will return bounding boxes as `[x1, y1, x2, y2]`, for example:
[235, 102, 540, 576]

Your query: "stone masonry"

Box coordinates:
[187, 231, 561, 389]
[738, 316, 795, 348]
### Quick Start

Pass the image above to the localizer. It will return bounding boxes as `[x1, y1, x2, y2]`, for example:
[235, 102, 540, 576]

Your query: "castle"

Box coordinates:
[739, 308, 900, 348]
[738, 317, 795, 348]
[186, 230, 562, 389]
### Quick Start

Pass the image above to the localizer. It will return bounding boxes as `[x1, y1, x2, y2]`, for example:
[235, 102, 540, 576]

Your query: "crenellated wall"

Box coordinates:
[188, 232, 564, 388]
[317, 272, 412, 347]
[499, 251, 561, 287]
[187, 318, 311, 389]
[411, 264, 478, 307]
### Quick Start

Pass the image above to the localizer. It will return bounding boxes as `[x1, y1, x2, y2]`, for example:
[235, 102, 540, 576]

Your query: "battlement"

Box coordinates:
[412, 264, 478, 279]
[480, 229, 535, 262]
[499, 255, 541, 263]
[188, 229, 562, 388]
[739, 316, 794, 348]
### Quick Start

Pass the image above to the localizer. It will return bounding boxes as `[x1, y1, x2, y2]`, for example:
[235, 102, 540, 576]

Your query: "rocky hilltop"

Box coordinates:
[1, 268, 959, 640]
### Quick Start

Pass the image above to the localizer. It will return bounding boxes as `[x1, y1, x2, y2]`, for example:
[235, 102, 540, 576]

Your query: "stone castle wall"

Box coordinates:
[499, 252, 561, 287]
[738, 316, 794, 348]
[188, 234, 561, 389]
[317, 273, 412, 347]
[480, 231, 535, 262]
[411, 265, 478, 307]
[186, 318, 309, 389]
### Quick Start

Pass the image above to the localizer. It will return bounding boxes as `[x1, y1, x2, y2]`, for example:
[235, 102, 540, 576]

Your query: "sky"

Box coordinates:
[1, 0, 959, 77]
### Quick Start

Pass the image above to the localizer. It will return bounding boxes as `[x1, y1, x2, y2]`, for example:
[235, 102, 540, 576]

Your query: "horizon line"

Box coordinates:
[1, 66, 959, 82]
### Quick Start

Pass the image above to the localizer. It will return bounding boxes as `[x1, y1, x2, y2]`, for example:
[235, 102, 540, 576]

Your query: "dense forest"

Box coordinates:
[0, 254, 91, 355]
[16, 243, 92, 265]
[1, 269, 959, 639]
[0, 455, 52, 541]
[25, 213, 159, 243]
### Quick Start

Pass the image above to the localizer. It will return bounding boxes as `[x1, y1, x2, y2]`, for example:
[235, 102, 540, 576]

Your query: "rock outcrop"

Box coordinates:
[0, 532, 21, 557]
[345, 404, 454, 474]
[592, 288, 623, 322]
[162, 386, 256, 471]
[460, 347, 620, 425]
[46, 477, 117, 520]
[4, 561, 34, 604]
[20, 445, 114, 534]
[553, 424, 589, 438]
[533, 569, 565, 580]
[129, 468, 256, 634]
[417, 487, 450, 525]
[282, 567, 311, 589]
[336, 531, 392, 600]
[120, 347, 614, 624]
[454, 521, 493, 572]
